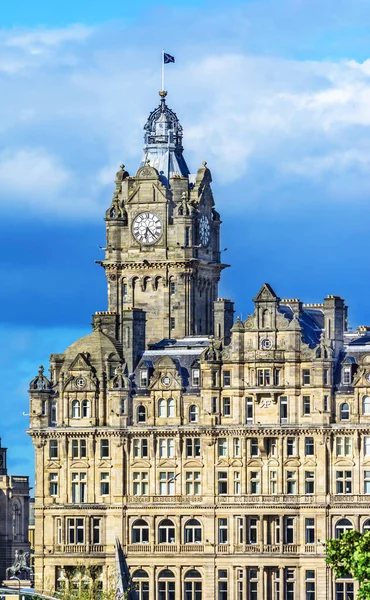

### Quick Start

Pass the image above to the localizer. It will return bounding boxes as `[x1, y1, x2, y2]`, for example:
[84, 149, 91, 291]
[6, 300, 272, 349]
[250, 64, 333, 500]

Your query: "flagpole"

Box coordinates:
[161, 49, 164, 92]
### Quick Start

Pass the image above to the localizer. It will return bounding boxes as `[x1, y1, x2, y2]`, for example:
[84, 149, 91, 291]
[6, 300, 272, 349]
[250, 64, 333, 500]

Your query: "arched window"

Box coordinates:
[335, 518, 353, 539]
[72, 400, 80, 419]
[82, 399, 90, 418]
[363, 396, 370, 415]
[158, 519, 175, 544]
[132, 569, 149, 600]
[168, 398, 175, 417]
[50, 400, 57, 426]
[158, 569, 175, 600]
[189, 405, 199, 423]
[137, 405, 146, 423]
[184, 570, 202, 600]
[184, 519, 202, 544]
[132, 519, 149, 544]
[363, 519, 370, 534]
[340, 403, 350, 421]
[262, 309, 270, 329]
[158, 399, 166, 417]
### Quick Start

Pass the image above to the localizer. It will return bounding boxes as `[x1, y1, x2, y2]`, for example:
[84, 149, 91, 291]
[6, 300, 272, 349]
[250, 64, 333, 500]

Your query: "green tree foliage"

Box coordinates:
[326, 530, 370, 599]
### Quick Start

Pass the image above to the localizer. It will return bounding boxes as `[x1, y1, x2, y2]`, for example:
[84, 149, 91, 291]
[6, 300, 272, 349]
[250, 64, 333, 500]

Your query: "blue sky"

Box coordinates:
[2, 0, 370, 484]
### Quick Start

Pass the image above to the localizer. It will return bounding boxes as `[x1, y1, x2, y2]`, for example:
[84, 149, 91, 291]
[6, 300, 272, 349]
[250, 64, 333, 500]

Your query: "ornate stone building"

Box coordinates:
[0, 438, 31, 582]
[28, 92, 370, 600]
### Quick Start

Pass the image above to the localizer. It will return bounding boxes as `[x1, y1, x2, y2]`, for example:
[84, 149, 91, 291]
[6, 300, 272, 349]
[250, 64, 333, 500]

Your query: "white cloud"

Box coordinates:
[1, 21, 370, 217]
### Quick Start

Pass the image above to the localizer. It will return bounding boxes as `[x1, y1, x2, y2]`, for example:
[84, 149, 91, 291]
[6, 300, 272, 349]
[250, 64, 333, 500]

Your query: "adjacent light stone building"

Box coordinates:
[28, 91, 370, 600]
[0, 438, 31, 582]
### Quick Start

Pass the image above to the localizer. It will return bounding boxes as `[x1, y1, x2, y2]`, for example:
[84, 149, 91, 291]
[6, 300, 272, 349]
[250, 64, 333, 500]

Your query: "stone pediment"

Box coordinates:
[98, 460, 113, 469]
[69, 353, 91, 371]
[157, 459, 177, 468]
[247, 459, 263, 467]
[284, 458, 301, 467]
[184, 459, 203, 468]
[303, 457, 317, 467]
[267, 458, 279, 467]
[70, 460, 90, 469]
[46, 461, 61, 469]
[334, 458, 355, 467]
[253, 283, 280, 303]
[131, 459, 151, 468]
[150, 356, 183, 390]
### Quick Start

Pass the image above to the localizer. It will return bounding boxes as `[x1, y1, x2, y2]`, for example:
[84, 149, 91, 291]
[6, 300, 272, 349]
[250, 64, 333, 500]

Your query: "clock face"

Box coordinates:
[199, 215, 211, 247]
[161, 376, 171, 386]
[132, 212, 162, 245]
[366, 373, 370, 382]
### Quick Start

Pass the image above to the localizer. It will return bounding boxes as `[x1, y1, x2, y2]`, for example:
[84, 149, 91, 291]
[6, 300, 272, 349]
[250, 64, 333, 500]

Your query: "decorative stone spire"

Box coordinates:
[139, 92, 190, 187]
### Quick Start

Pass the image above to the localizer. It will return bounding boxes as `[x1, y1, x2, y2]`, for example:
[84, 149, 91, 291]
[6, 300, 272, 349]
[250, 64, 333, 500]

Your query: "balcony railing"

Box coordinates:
[55, 544, 104, 553]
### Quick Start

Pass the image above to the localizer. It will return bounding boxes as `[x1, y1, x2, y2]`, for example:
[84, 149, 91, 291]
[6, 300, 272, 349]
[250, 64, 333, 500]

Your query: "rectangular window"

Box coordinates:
[234, 471, 241, 495]
[305, 471, 315, 495]
[123, 283, 128, 296]
[192, 368, 200, 386]
[336, 470, 352, 494]
[303, 369, 311, 385]
[323, 369, 329, 385]
[343, 367, 351, 385]
[247, 518, 258, 544]
[170, 281, 176, 295]
[56, 518, 62, 545]
[159, 439, 175, 458]
[170, 317, 175, 330]
[287, 438, 296, 456]
[71, 472, 87, 503]
[237, 518, 244, 544]
[280, 396, 288, 424]
[237, 569, 244, 600]
[250, 438, 259, 456]
[159, 471, 175, 495]
[246, 397, 253, 424]
[266, 438, 277, 457]
[248, 568, 258, 600]
[218, 569, 228, 600]
[186, 438, 201, 458]
[212, 396, 217, 413]
[100, 472, 109, 495]
[212, 371, 218, 387]
[223, 371, 231, 387]
[218, 519, 228, 544]
[92, 518, 101, 544]
[250, 471, 260, 494]
[100, 439, 109, 458]
[72, 439, 86, 459]
[49, 440, 58, 459]
[67, 518, 84, 544]
[133, 438, 148, 458]
[133, 472, 148, 496]
[218, 438, 227, 457]
[305, 519, 315, 544]
[269, 470, 277, 494]
[364, 470, 370, 494]
[49, 473, 58, 496]
[218, 471, 228, 495]
[335, 582, 354, 600]
[336, 436, 352, 456]
[140, 369, 148, 387]
[286, 569, 295, 600]
[274, 369, 281, 386]
[285, 517, 294, 544]
[324, 395, 329, 412]
[305, 437, 314, 456]
[222, 397, 231, 416]
[303, 396, 311, 415]
[185, 227, 190, 247]
[286, 471, 297, 494]
[233, 438, 241, 457]
[305, 571, 315, 600]
[364, 437, 370, 456]
[258, 369, 271, 386]
[185, 471, 201, 495]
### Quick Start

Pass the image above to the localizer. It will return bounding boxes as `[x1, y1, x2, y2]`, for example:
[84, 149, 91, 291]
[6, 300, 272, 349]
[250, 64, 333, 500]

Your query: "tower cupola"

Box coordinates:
[140, 92, 190, 186]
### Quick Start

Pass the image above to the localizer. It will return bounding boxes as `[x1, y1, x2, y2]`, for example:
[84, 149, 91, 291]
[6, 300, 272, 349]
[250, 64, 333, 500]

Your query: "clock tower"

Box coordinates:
[101, 91, 227, 346]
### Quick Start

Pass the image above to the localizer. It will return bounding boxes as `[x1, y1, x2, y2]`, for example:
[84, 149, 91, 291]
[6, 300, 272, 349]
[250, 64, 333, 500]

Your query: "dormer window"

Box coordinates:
[140, 369, 148, 388]
[343, 367, 351, 385]
[192, 368, 200, 387]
